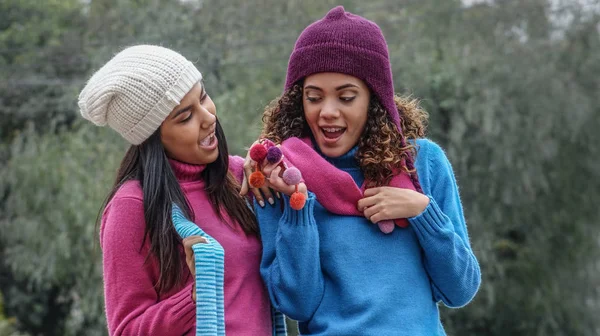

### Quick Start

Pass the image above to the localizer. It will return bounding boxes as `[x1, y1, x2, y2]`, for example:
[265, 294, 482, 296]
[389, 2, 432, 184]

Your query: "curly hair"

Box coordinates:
[262, 83, 428, 191]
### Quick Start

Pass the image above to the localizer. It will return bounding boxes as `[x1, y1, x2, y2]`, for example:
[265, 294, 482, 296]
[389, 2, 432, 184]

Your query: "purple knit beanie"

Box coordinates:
[285, 6, 400, 130]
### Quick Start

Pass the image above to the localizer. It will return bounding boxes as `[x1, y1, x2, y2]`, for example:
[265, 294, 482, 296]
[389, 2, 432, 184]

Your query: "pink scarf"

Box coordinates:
[280, 137, 416, 229]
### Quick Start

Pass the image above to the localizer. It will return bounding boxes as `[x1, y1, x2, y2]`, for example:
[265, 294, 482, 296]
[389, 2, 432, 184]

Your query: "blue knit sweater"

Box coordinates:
[255, 138, 481, 335]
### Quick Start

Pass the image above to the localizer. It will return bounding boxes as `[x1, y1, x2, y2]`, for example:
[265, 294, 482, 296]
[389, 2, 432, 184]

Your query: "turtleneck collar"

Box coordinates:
[320, 146, 360, 170]
[168, 158, 206, 182]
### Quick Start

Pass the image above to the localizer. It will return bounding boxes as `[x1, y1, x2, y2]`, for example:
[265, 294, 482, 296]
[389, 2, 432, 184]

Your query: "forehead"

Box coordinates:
[303, 72, 367, 89]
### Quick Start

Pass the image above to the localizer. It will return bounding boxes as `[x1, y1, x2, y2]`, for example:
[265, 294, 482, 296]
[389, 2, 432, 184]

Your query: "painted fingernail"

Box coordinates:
[276, 192, 281, 199]
[268, 198, 274, 205]
[259, 200, 265, 207]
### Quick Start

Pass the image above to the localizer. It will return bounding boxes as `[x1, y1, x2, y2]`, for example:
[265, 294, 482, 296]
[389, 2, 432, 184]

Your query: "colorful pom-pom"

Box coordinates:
[266, 146, 283, 164]
[394, 218, 409, 228]
[378, 220, 395, 234]
[262, 139, 276, 148]
[249, 171, 265, 188]
[290, 192, 306, 210]
[250, 144, 268, 162]
[282, 167, 302, 185]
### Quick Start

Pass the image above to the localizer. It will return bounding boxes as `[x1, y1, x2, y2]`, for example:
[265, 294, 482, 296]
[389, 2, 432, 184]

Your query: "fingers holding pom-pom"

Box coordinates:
[249, 170, 266, 188]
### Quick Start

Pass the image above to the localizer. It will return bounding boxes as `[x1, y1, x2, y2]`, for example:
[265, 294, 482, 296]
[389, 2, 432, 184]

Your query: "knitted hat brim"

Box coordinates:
[118, 63, 202, 145]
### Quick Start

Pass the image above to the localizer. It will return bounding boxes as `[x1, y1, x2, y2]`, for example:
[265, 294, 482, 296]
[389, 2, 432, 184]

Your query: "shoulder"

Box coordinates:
[104, 180, 144, 218]
[413, 138, 451, 171]
[100, 180, 145, 248]
[112, 180, 144, 202]
[414, 138, 446, 160]
[412, 139, 456, 193]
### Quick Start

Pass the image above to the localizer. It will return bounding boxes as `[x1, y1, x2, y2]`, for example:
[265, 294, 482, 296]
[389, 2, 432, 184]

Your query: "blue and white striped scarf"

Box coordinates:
[172, 205, 286, 336]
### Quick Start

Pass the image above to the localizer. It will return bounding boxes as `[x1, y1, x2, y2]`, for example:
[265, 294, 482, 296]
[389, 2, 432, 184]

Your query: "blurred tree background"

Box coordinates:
[1, 0, 599, 335]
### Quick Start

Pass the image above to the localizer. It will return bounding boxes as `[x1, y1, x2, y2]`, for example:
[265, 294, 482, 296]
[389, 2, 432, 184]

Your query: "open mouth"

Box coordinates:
[320, 127, 346, 142]
[198, 132, 217, 150]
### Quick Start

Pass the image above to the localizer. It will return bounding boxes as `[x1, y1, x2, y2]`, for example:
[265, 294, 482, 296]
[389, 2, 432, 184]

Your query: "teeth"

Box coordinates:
[322, 127, 343, 132]
[200, 133, 214, 146]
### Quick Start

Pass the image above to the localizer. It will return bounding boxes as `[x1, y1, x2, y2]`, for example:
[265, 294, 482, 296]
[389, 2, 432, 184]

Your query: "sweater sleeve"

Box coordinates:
[408, 141, 481, 308]
[100, 196, 196, 336]
[228, 155, 245, 184]
[256, 192, 325, 322]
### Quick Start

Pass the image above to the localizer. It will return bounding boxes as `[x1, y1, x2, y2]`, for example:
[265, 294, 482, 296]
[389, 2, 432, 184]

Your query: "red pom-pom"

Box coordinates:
[250, 144, 268, 162]
[290, 192, 306, 210]
[249, 171, 265, 188]
[394, 218, 409, 228]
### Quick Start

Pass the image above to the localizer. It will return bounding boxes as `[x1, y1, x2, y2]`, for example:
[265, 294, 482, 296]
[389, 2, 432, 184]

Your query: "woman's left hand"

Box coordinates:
[357, 187, 430, 223]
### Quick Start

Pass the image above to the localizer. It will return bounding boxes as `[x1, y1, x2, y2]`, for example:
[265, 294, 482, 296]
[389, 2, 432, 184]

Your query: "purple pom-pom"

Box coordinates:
[282, 167, 302, 185]
[266, 146, 283, 164]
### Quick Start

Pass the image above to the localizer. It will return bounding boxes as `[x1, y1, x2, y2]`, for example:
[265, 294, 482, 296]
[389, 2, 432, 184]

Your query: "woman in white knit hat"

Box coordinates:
[79, 45, 281, 336]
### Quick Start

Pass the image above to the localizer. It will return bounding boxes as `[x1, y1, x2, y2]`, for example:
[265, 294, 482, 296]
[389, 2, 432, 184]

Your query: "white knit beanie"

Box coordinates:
[78, 45, 202, 145]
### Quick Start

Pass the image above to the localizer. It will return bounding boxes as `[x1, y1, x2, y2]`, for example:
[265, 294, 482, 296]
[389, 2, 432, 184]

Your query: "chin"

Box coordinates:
[317, 143, 350, 158]
[190, 149, 219, 165]
[203, 151, 220, 165]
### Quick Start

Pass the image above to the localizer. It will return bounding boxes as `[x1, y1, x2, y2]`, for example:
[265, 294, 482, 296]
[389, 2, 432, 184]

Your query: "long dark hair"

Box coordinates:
[100, 119, 258, 295]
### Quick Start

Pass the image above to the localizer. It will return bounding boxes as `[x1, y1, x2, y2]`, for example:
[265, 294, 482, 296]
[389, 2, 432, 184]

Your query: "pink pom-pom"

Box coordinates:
[262, 139, 276, 148]
[282, 167, 302, 185]
[266, 146, 283, 164]
[250, 144, 267, 162]
[378, 220, 395, 234]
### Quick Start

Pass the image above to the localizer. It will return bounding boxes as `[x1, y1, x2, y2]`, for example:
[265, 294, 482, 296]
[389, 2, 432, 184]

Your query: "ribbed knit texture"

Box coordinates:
[256, 139, 481, 335]
[171, 205, 287, 336]
[79, 45, 202, 144]
[100, 156, 274, 335]
[285, 6, 400, 129]
[172, 205, 226, 335]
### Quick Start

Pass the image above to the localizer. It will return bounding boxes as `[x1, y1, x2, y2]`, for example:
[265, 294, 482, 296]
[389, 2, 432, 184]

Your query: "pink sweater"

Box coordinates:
[100, 156, 272, 335]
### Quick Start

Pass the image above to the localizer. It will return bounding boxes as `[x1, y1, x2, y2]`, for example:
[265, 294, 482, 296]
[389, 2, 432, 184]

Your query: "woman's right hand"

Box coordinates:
[265, 165, 308, 198]
[183, 235, 208, 302]
[240, 140, 275, 207]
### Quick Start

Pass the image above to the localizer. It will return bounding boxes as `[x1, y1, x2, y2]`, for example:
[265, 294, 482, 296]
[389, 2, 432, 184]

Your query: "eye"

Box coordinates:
[200, 91, 209, 103]
[180, 112, 192, 123]
[340, 96, 356, 102]
[306, 96, 321, 102]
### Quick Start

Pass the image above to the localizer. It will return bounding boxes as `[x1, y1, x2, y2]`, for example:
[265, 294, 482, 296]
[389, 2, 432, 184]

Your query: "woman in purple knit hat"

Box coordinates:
[242, 6, 481, 335]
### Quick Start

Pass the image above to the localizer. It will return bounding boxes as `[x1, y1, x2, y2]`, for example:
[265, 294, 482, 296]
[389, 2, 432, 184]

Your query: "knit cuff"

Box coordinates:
[408, 196, 454, 243]
[168, 282, 197, 323]
[281, 192, 316, 226]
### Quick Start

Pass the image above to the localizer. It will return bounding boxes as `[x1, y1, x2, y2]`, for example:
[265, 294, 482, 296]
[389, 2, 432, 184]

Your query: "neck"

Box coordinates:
[319, 145, 363, 186]
[168, 158, 206, 182]
[320, 146, 360, 169]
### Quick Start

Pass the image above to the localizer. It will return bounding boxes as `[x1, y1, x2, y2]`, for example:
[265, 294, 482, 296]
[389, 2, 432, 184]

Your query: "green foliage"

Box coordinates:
[0, 292, 29, 336]
[0, 123, 126, 335]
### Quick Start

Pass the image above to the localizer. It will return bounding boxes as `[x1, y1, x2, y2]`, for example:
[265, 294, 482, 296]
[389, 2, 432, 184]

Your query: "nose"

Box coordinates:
[320, 99, 340, 120]
[197, 103, 216, 130]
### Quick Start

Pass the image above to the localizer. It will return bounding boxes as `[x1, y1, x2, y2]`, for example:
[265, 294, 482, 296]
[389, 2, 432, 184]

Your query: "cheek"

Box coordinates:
[161, 124, 198, 152]
[303, 105, 319, 128]
[352, 100, 369, 131]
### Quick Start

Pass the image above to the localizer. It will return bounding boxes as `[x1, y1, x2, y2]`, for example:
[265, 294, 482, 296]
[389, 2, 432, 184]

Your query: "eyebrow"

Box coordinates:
[171, 81, 204, 119]
[304, 83, 359, 91]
